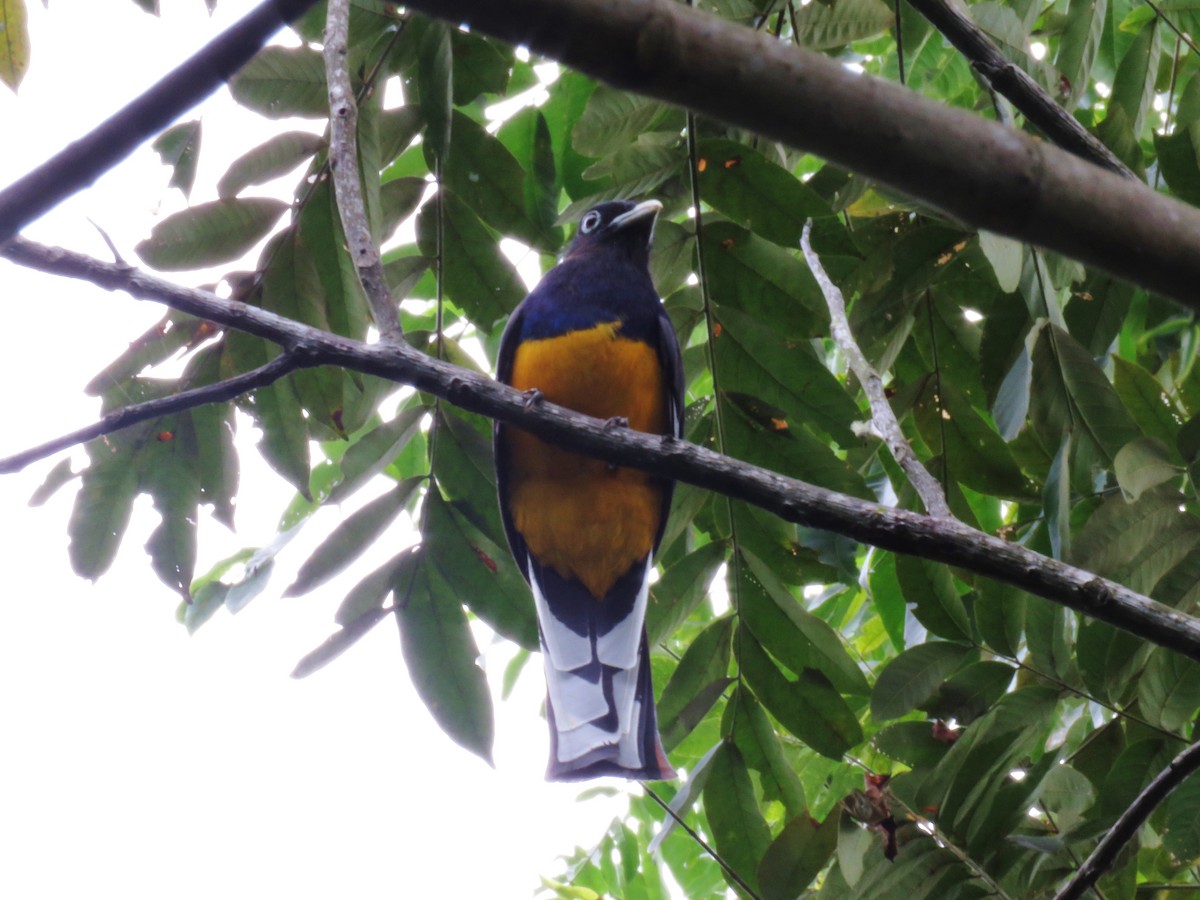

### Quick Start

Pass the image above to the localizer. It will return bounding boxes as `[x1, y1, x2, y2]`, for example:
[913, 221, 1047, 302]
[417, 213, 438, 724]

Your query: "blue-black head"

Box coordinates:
[564, 199, 662, 269]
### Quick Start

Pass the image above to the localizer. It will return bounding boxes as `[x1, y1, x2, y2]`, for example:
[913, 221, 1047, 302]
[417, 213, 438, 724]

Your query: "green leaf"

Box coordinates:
[866, 551, 907, 651]
[1113, 356, 1182, 448]
[416, 19, 452, 159]
[291, 605, 393, 679]
[894, 555, 971, 641]
[423, 489, 539, 650]
[573, 86, 677, 159]
[68, 450, 138, 581]
[658, 616, 734, 750]
[416, 190, 525, 332]
[0, 0, 29, 92]
[1164, 770, 1200, 862]
[714, 304, 860, 446]
[442, 111, 552, 250]
[874, 721, 952, 768]
[217, 130, 325, 199]
[703, 742, 770, 895]
[1114, 437, 1182, 501]
[740, 548, 870, 695]
[135, 198, 288, 271]
[328, 403, 429, 504]
[1154, 121, 1200, 206]
[397, 552, 494, 764]
[727, 688, 807, 816]
[283, 477, 421, 597]
[1138, 647, 1200, 732]
[1107, 18, 1159, 136]
[450, 29, 512, 104]
[791, 0, 894, 49]
[1056, 0, 1107, 106]
[28, 458, 77, 508]
[701, 221, 825, 336]
[978, 231, 1022, 293]
[871, 641, 970, 721]
[1030, 324, 1140, 463]
[335, 549, 414, 626]
[646, 541, 727, 645]
[696, 138, 831, 247]
[229, 45, 328, 119]
[974, 579, 1026, 658]
[757, 812, 838, 900]
[912, 378, 1028, 499]
[152, 120, 202, 198]
[739, 627, 863, 759]
[923, 660, 1015, 724]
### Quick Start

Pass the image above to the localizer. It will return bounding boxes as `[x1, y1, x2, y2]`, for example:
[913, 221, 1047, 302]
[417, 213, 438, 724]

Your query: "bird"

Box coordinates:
[493, 199, 682, 781]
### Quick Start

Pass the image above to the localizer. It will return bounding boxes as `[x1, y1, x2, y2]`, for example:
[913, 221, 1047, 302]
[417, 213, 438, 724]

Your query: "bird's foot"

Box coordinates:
[521, 388, 544, 410]
[603, 415, 629, 431]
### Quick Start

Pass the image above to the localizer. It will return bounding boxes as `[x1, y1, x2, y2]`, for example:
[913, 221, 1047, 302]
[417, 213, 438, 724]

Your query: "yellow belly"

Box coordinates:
[506, 322, 668, 599]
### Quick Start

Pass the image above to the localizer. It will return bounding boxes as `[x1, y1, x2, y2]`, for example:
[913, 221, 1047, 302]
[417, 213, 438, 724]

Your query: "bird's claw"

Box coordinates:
[603, 416, 630, 431]
[522, 388, 544, 410]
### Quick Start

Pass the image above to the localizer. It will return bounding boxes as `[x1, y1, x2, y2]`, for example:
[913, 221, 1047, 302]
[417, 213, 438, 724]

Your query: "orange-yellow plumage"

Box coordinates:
[505, 321, 668, 598]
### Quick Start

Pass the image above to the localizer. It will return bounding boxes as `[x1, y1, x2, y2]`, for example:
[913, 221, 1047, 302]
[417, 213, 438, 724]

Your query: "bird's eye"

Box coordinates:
[579, 211, 602, 234]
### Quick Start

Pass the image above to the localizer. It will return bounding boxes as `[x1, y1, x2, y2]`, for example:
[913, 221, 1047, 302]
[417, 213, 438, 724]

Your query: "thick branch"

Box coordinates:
[904, 0, 1133, 179]
[801, 221, 952, 519]
[1055, 740, 1200, 900]
[7, 236, 1200, 663]
[322, 0, 403, 344]
[398, 0, 1200, 311]
[0, 0, 320, 246]
[0, 352, 307, 475]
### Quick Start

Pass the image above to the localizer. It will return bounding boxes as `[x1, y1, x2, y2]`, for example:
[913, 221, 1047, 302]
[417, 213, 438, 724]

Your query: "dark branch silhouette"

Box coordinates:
[0, 0, 321, 246]
[1055, 739, 1200, 900]
[0, 351, 306, 475]
[6, 235, 1200, 664]
[395, 0, 1200, 309]
[904, 0, 1134, 179]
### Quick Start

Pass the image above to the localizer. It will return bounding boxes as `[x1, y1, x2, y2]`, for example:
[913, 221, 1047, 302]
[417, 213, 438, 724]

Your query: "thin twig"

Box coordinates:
[0, 351, 306, 474]
[322, 0, 403, 344]
[0, 0, 320, 247]
[903, 0, 1133, 179]
[800, 220, 952, 518]
[1055, 740, 1200, 900]
[7, 237, 1200, 664]
[644, 785, 764, 900]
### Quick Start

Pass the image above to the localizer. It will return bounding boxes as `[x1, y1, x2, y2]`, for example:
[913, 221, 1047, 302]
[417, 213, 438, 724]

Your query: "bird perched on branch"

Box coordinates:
[494, 199, 682, 781]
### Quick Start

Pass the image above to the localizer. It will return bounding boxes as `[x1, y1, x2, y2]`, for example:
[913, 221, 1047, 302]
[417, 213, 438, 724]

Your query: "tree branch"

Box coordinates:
[801, 220, 952, 519]
[0, 351, 307, 475]
[395, 0, 1200, 311]
[322, 0, 403, 344]
[904, 0, 1134, 179]
[1055, 740, 1200, 900]
[0, 0, 320, 247]
[7, 235, 1200, 664]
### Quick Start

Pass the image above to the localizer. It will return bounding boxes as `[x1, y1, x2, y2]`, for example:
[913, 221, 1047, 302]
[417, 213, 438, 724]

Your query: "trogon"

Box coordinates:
[494, 199, 682, 781]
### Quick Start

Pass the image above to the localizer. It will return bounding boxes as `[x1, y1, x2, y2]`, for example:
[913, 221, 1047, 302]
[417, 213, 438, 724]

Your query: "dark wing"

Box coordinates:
[493, 301, 533, 585]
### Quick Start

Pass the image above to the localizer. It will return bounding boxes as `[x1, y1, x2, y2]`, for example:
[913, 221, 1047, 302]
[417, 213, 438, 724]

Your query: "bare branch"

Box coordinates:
[0, 0, 320, 247]
[7, 235, 1200, 664]
[801, 220, 952, 519]
[396, 0, 1200, 310]
[1055, 740, 1200, 900]
[904, 0, 1133, 179]
[0, 352, 307, 475]
[322, 0, 403, 344]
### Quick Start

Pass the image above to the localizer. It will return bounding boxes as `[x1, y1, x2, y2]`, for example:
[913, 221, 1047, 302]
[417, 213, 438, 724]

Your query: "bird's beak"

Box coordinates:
[610, 199, 663, 230]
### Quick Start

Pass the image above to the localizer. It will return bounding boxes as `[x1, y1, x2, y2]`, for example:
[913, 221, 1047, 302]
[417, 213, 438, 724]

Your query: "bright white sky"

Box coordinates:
[0, 3, 642, 897]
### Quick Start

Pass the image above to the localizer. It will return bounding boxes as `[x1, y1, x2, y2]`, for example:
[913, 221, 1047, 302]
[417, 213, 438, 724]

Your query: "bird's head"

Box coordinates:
[564, 199, 662, 268]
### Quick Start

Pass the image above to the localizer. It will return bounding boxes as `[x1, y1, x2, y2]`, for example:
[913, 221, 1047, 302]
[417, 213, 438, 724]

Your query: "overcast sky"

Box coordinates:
[0, 3, 643, 896]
